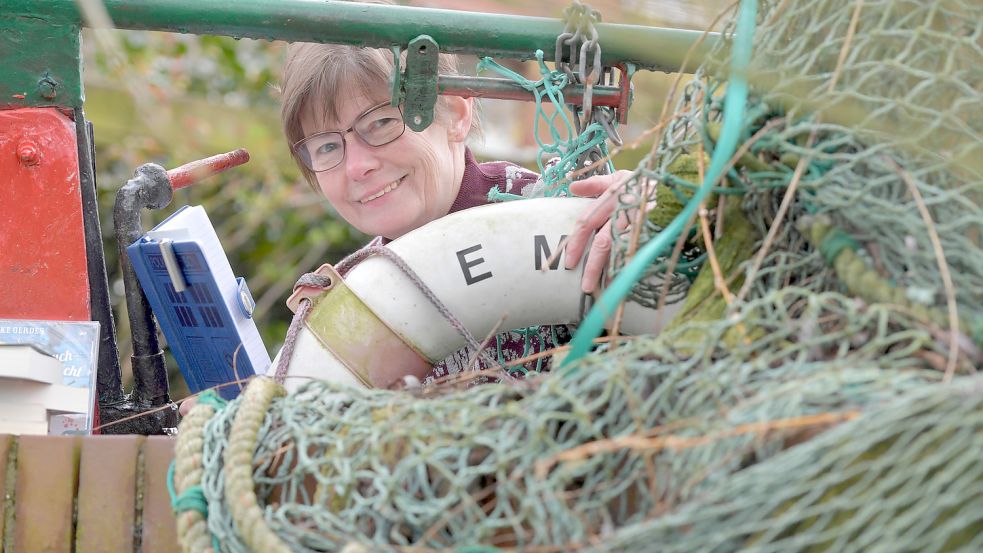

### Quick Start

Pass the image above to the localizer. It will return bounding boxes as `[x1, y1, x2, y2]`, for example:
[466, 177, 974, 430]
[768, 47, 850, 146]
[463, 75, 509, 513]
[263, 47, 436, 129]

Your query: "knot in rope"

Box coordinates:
[293, 272, 334, 291]
[194, 389, 228, 412]
[167, 462, 208, 516]
[818, 226, 860, 265]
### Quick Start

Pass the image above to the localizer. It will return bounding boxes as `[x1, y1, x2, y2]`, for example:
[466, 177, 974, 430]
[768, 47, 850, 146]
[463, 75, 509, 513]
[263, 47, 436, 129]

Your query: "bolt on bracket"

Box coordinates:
[403, 35, 439, 132]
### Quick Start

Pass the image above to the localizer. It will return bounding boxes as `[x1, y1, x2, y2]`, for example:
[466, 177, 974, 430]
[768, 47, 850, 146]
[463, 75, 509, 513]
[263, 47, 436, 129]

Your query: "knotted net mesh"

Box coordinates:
[174, 0, 983, 550]
[618, 0, 983, 324]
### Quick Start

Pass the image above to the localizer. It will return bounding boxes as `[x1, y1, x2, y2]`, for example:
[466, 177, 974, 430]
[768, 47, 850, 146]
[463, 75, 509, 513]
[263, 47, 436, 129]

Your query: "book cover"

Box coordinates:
[127, 205, 271, 400]
[0, 319, 100, 434]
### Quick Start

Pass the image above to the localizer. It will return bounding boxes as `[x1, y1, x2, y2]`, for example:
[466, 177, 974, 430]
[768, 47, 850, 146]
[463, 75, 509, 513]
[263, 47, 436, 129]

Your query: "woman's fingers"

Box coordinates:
[582, 220, 613, 293]
[564, 171, 632, 270]
[564, 194, 617, 270]
[569, 173, 617, 197]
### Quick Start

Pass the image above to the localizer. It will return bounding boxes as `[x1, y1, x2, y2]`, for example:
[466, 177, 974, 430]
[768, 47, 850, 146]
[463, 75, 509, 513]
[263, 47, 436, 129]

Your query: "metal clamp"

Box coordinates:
[389, 45, 403, 107]
[403, 34, 440, 132]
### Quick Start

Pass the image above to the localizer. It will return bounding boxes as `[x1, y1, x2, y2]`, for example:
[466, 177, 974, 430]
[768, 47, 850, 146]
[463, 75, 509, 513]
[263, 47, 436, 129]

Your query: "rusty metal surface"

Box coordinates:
[109, 163, 175, 435]
[438, 74, 624, 106]
[167, 148, 250, 190]
[0, 107, 91, 320]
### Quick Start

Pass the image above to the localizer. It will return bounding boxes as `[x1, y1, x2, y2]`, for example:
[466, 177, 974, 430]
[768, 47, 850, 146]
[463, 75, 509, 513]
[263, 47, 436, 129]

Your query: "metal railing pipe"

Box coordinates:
[14, 0, 718, 73]
[438, 76, 623, 107]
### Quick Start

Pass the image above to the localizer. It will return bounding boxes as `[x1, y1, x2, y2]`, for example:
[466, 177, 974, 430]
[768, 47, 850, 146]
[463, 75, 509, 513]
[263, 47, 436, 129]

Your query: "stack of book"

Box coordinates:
[0, 344, 89, 435]
[0, 319, 99, 435]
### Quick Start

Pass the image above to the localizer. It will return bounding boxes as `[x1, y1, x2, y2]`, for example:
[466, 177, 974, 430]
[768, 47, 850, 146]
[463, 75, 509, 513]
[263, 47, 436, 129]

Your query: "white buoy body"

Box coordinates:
[277, 198, 682, 391]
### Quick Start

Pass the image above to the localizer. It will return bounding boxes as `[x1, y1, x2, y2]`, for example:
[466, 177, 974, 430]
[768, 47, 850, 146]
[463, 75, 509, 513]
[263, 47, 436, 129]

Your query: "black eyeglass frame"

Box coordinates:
[291, 101, 406, 173]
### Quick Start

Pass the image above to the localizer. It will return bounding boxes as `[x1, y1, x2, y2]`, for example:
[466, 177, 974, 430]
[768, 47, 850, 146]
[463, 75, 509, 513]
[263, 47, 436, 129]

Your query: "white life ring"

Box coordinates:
[274, 197, 681, 391]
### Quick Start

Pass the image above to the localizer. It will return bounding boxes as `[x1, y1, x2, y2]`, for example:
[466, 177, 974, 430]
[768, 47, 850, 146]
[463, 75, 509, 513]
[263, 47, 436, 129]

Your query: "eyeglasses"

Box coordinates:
[292, 102, 406, 173]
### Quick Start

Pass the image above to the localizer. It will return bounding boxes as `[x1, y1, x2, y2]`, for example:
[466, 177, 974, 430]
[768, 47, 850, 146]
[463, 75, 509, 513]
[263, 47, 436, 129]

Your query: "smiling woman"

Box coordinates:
[275, 35, 629, 379]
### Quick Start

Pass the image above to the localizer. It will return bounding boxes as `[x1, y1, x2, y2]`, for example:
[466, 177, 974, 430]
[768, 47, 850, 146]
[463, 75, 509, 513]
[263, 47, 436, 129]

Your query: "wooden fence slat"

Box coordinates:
[0, 434, 12, 543]
[76, 435, 144, 553]
[13, 435, 81, 553]
[141, 436, 180, 553]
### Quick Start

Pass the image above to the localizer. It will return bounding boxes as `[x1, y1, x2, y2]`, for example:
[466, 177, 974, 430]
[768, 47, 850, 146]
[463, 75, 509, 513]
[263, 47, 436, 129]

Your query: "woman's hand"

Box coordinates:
[564, 170, 634, 294]
[178, 396, 197, 417]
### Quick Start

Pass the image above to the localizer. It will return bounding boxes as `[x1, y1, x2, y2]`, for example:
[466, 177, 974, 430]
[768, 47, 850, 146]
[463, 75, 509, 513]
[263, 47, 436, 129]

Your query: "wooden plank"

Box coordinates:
[13, 435, 81, 553]
[76, 435, 144, 553]
[141, 436, 180, 553]
[0, 434, 12, 543]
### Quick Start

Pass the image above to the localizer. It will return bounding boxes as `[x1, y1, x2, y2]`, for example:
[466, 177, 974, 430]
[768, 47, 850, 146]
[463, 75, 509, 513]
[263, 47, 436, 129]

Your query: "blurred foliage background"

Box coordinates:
[81, 0, 725, 399]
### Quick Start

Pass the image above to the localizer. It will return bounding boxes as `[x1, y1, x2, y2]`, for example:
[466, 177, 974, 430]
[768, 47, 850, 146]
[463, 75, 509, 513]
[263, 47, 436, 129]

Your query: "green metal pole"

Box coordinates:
[7, 0, 717, 73]
[438, 76, 623, 107]
[0, 11, 82, 108]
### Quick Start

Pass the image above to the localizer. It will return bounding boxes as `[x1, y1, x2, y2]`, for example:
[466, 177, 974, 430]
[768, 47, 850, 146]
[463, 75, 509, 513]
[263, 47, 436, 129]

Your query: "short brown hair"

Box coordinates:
[280, 41, 480, 189]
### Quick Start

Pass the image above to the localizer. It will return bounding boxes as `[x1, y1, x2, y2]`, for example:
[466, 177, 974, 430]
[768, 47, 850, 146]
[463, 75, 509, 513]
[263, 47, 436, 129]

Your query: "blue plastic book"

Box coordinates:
[127, 205, 270, 399]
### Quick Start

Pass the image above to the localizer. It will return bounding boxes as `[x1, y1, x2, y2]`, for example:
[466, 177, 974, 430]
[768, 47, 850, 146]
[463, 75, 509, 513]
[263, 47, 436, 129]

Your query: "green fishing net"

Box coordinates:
[173, 0, 982, 551]
[618, 0, 983, 323]
[591, 375, 983, 553]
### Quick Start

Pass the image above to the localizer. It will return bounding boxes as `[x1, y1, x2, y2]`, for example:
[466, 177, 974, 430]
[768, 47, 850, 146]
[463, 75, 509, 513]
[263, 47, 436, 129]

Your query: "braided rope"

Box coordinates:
[273, 272, 333, 384]
[272, 298, 315, 385]
[803, 216, 978, 351]
[223, 377, 290, 553]
[173, 391, 228, 553]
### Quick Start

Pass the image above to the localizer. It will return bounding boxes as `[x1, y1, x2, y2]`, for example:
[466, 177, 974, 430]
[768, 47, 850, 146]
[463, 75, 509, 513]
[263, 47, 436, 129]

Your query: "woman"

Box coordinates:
[278, 41, 626, 382]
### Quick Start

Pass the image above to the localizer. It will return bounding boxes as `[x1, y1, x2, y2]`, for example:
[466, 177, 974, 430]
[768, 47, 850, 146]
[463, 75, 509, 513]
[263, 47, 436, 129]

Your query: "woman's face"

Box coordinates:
[300, 92, 470, 240]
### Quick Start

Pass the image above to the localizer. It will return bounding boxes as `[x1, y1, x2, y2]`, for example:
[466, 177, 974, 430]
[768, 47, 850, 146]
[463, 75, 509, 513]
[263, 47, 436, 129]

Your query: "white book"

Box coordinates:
[0, 402, 46, 422]
[0, 419, 49, 436]
[0, 379, 88, 414]
[0, 344, 63, 384]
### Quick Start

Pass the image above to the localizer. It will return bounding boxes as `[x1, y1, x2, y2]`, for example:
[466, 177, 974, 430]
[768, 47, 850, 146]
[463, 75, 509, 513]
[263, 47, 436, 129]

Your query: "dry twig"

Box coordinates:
[535, 411, 859, 479]
[888, 158, 962, 382]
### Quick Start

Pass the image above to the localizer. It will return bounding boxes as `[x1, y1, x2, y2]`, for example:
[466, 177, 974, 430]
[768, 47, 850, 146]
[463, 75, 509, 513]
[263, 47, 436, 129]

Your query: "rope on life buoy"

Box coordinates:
[272, 272, 331, 385]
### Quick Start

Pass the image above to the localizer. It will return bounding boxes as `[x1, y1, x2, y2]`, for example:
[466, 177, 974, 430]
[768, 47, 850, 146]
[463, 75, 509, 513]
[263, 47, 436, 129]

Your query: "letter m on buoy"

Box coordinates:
[534, 235, 567, 271]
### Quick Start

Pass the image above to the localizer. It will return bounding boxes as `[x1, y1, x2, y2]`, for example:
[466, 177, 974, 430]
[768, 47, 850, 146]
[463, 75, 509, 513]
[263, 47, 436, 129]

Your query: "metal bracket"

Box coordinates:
[616, 62, 636, 125]
[403, 35, 440, 132]
[389, 46, 403, 107]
